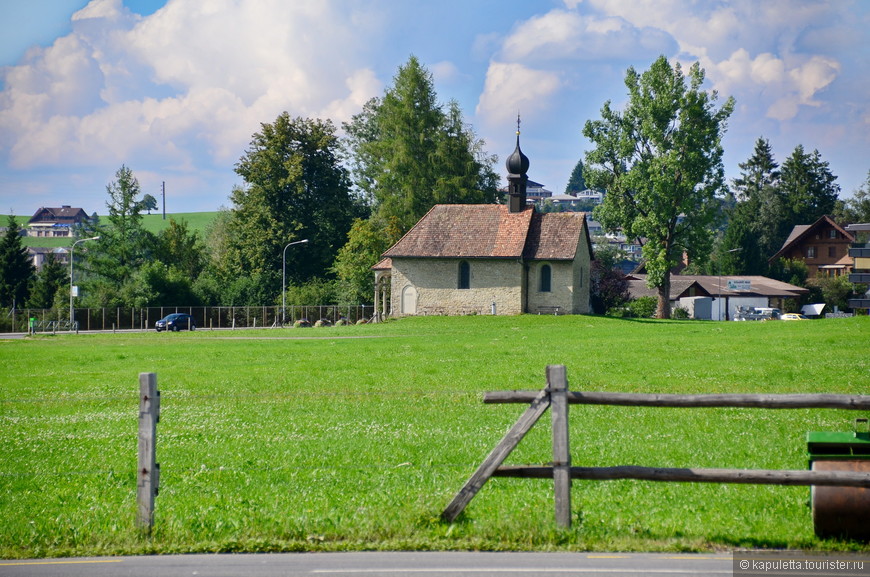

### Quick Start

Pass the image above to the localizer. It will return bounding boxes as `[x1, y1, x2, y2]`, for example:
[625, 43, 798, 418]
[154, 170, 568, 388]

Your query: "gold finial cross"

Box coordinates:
[516, 113, 521, 135]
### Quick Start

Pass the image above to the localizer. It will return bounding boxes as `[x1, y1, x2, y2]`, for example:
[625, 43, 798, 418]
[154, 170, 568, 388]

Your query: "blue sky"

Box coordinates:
[1, 0, 868, 216]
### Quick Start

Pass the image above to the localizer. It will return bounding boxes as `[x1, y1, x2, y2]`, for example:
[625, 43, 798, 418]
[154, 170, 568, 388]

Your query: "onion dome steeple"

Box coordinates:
[506, 118, 530, 176]
[506, 114, 529, 213]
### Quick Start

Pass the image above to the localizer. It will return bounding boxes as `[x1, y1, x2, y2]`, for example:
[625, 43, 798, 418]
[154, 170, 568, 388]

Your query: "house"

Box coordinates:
[627, 274, 809, 320]
[373, 131, 593, 318]
[525, 180, 552, 203]
[846, 222, 870, 310]
[769, 215, 855, 277]
[27, 206, 91, 238]
[26, 247, 70, 271]
[574, 188, 605, 204]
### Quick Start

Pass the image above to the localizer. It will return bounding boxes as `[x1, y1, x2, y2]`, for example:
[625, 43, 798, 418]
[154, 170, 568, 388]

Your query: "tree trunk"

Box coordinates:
[656, 274, 671, 319]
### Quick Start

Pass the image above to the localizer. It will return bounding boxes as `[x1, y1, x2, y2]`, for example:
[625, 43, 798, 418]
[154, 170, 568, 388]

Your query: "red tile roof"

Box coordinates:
[382, 204, 588, 261]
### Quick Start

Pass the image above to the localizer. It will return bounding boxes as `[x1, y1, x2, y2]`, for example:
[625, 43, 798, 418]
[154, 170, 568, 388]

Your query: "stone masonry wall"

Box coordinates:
[390, 258, 525, 316]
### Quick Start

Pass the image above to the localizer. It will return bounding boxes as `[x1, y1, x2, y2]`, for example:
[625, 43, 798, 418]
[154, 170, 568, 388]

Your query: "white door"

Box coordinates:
[401, 285, 417, 315]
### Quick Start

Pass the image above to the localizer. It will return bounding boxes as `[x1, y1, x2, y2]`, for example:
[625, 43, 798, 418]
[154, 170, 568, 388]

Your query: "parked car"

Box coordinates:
[781, 313, 808, 321]
[733, 307, 782, 321]
[155, 313, 196, 332]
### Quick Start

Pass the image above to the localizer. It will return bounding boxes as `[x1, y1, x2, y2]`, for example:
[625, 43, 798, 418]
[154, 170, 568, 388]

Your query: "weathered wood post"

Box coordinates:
[137, 372, 160, 534]
[548, 365, 572, 528]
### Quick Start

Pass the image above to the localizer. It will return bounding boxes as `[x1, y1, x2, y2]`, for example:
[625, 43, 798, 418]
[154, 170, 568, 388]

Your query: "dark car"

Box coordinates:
[155, 313, 196, 332]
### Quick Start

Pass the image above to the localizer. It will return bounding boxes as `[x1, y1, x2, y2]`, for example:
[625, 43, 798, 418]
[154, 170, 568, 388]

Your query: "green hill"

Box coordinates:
[2, 212, 220, 248]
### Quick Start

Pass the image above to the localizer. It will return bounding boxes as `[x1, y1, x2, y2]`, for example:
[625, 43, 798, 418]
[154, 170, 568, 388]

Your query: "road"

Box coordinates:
[0, 551, 735, 576]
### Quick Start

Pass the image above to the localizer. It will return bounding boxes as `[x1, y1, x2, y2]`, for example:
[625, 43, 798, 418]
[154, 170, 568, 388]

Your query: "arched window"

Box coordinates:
[458, 261, 471, 289]
[539, 264, 552, 292]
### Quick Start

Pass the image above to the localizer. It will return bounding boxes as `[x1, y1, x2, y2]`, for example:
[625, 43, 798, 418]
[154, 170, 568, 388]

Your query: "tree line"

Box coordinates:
[0, 56, 498, 315]
[1, 55, 867, 319]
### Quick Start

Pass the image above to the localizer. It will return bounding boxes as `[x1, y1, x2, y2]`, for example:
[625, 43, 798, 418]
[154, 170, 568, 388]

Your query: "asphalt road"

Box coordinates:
[0, 551, 735, 577]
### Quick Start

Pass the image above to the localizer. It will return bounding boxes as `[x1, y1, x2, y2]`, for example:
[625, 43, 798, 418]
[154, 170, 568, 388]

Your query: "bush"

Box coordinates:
[673, 307, 690, 320]
[628, 296, 657, 318]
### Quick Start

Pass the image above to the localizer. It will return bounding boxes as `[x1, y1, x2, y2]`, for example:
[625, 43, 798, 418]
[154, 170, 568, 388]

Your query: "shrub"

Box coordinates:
[628, 296, 657, 318]
[673, 307, 690, 320]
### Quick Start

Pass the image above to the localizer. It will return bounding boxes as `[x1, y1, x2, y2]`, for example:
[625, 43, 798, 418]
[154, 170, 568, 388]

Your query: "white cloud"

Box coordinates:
[72, 0, 126, 22]
[500, 9, 675, 63]
[476, 62, 561, 125]
[0, 0, 384, 174]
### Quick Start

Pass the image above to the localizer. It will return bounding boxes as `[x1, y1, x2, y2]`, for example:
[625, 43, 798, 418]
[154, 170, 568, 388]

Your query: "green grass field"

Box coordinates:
[1, 315, 868, 559]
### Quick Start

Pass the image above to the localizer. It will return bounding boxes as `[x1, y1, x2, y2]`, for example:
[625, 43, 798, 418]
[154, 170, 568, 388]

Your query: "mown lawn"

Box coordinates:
[1, 315, 868, 558]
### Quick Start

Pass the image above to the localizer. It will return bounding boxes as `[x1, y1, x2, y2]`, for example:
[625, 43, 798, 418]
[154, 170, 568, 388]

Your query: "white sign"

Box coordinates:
[727, 280, 751, 291]
[71, 286, 79, 297]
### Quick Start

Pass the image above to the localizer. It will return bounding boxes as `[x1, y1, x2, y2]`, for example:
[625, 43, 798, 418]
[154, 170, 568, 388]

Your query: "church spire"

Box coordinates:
[506, 114, 529, 213]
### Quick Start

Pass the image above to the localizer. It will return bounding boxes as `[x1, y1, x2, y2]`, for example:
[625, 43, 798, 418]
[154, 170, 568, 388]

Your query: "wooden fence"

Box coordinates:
[442, 365, 870, 529]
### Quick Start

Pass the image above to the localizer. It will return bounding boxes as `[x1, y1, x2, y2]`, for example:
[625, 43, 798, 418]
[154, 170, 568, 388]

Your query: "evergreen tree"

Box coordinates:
[724, 137, 782, 273]
[343, 56, 497, 233]
[565, 159, 586, 194]
[584, 56, 734, 318]
[26, 252, 66, 309]
[84, 165, 155, 306]
[0, 215, 34, 308]
[780, 145, 840, 228]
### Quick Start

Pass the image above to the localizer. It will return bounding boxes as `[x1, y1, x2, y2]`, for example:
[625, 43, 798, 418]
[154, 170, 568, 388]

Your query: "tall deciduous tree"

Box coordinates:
[343, 56, 497, 233]
[583, 56, 734, 318]
[140, 194, 158, 215]
[0, 215, 34, 308]
[331, 217, 403, 305]
[226, 113, 355, 302]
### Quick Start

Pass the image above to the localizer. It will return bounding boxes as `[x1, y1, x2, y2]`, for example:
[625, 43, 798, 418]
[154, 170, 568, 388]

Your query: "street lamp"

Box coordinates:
[718, 247, 741, 321]
[70, 236, 100, 327]
[282, 239, 309, 325]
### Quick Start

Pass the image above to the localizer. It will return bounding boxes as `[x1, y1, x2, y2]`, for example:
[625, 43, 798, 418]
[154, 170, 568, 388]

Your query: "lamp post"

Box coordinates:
[282, 239, 309, 325]
[718, 247, 741, 321]
[70, 236, 100, 327]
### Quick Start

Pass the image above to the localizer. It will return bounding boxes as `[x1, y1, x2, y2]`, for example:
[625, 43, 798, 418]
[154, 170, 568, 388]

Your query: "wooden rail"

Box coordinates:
[441, 365, 870, 528]
[484, 390, 870, 410]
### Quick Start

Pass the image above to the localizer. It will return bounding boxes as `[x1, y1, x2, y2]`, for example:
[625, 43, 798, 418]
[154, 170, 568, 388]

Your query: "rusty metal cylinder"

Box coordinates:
[808, 423, 870, 540]
[811, 460, 870, 539]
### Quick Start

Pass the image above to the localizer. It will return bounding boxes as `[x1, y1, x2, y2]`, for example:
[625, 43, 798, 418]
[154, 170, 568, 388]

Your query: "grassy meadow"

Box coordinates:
[1, 314, 868, 558]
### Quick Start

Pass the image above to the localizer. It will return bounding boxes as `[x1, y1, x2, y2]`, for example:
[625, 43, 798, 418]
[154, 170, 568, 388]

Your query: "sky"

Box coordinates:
[1, 0, 868, 217]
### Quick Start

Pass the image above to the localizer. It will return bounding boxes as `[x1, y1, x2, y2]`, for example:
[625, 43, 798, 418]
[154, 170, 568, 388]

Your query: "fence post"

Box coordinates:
[548, 365, 572, 528]
[138, 372, 160, 534]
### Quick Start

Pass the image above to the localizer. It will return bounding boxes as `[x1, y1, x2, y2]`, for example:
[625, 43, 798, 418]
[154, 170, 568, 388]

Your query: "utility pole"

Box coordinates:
[161, 181, 166, 220]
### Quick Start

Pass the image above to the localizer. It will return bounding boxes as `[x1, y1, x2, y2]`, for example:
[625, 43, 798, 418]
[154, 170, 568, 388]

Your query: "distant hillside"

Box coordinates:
[1, 212, 220, 248]
[140, 212, 220, 235]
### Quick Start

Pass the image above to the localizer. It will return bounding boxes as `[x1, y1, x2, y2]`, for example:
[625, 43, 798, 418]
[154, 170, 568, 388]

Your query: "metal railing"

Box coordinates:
[1, 305, 376, 333]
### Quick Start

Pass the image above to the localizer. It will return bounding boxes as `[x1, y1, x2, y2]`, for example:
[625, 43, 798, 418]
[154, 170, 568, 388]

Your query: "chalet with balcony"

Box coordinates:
[768, 215, 855, 277]
[27, 206, 91, 238]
